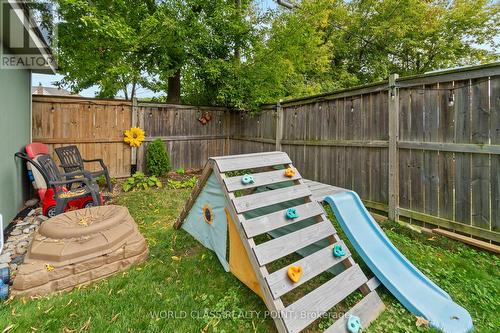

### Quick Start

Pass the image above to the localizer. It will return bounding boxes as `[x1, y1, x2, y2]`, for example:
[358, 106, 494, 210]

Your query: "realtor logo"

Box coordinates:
[0, 0, 57, 70]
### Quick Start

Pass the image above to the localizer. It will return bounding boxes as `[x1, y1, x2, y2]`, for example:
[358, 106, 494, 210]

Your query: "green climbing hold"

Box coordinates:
[286, 208, 299, 219]
[347, 315, 362, 333]
[241, 174, 254, 185]
[333, 244, 345, 257]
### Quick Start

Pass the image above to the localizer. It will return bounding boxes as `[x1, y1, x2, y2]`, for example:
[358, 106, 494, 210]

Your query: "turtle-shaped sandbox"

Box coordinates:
[12, 205, 148, 297]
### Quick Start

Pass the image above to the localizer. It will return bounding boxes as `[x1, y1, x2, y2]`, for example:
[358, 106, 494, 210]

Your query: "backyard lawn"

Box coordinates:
[1, 186, 498, 333]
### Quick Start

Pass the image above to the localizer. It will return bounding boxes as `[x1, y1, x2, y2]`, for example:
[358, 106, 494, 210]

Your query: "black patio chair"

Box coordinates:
[37, 154, 101, 216]
[55, 145, 113, 192]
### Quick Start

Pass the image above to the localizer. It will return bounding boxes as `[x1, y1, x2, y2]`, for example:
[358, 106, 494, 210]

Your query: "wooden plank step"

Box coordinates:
[324, 291, 385, 333]
[224, 167, 301, 192]
[212, 151, 292, 172]
[232, 184, 311, 213]
[242, 202, 324, 238]
[304, 181, 327, 191]
[253, 221, 335, 266]
[282, 265, 368, 333]
[266, 241, 351, 299]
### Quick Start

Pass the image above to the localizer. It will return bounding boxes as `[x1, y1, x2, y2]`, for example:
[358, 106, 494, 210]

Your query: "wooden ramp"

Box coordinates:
[175, 152, 384, 333]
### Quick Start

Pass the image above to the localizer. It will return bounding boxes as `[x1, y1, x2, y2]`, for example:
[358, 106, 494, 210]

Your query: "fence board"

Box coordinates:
[437, 82, 455, 221]
[471, 78, 490, 230]
[492, 76, 500, 232]
[454, 80, 472, 225]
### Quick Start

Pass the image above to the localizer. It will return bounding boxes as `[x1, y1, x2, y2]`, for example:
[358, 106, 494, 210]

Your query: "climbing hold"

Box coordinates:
[333, 244, 346, 257]
[241, 174, 254, 185]
[284, 167, 296, 178]
[286, 208, 299, 219]
[287, 265, 302, 283]
[347, 315, 362, 333]
[0, 280, 8, 301]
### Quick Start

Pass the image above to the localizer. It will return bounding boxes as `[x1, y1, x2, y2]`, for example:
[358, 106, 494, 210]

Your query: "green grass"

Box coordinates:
[1, 187, 498, 332]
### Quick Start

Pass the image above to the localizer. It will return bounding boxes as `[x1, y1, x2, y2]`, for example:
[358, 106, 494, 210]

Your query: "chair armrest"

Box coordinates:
[49, 178, 91, 187]
[61, 170, 93, 180]
[83, 158, 107, 170]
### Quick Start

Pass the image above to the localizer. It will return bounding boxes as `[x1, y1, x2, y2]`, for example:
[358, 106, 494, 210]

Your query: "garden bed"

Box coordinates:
[0, 186, 498, 332]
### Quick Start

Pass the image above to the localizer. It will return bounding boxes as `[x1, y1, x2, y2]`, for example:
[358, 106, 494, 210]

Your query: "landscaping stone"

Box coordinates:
[1, 205, 46, 279]
[35, 215, 48, 223]
[25, 199, 39, 207]
[15, 221, 30, 227]
[11, 229, 22, 236]
[16, 241, 29, 255]
[0, 253, 11, 264]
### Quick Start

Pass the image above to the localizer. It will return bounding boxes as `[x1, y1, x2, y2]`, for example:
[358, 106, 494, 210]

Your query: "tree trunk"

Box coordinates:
[130, 81, 136, 101]
[167, 69, 181, 104]
[234, 0, 241, 64]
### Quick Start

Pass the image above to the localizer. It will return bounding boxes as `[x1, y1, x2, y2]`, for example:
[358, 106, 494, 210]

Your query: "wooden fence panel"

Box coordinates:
[32, 96, 132, 178]
[139, 103, 228, 170]
[226, 64, 499, 243]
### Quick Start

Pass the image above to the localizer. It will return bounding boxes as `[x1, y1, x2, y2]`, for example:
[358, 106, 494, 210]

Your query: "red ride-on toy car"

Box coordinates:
[15, 143, 103, 217]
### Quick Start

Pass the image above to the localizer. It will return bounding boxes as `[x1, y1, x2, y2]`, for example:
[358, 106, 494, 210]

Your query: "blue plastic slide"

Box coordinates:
[324, 191, 473, 333]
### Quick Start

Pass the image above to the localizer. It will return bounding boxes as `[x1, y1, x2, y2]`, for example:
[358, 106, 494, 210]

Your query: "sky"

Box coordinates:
[32, 0, 279, 98]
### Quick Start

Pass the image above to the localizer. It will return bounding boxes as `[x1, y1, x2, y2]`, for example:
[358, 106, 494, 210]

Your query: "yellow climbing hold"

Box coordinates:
[287, 265, 302, 283]
[284, 167, 296, 178]
[45, 264, 55, 271]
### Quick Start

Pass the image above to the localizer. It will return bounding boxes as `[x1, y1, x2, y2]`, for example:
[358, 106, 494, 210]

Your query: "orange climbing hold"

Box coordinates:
[284, 167, 296, 178]
[287, 265, 303, 283]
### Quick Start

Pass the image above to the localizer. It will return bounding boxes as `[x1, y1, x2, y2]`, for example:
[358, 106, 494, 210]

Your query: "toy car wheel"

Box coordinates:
[46, 206, 57, 218]
[83, 201, 95, 209]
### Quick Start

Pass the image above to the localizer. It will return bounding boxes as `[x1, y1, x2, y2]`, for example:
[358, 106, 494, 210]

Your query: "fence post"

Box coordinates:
[275, 101, 283, 151]
[388, 74, 399, 221]
[131, 98, 138, 174]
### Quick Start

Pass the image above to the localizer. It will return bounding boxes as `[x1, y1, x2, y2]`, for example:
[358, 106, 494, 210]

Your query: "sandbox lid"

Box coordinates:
[25, 205, 138, 266]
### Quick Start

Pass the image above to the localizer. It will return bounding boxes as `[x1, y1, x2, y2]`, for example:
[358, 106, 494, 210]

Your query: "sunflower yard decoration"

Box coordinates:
[124, 127, 145, 147]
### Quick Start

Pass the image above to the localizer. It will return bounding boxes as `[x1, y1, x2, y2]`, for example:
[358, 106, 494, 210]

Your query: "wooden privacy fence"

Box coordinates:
[134, 101, 229, 172]
[32, 62, 500, 243]
[32, 96, 133, 178]
[32, 96, 230, 177]
[229, 63, 500, 244]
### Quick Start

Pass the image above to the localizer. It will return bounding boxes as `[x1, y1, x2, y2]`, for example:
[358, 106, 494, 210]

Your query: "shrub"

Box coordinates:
[122, 172, 162, 192]
[146, 139, 171, 176]
[176, 168, 185, 175]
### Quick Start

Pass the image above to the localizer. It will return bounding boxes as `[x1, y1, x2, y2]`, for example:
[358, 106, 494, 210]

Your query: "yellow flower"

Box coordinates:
[124, 127, 145, 147]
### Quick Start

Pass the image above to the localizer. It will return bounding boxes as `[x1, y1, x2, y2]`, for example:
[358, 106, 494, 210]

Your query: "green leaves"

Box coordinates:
[166, 177, 197, 190]
[122, 172, 162, 192]
[55, 0, 498, 109]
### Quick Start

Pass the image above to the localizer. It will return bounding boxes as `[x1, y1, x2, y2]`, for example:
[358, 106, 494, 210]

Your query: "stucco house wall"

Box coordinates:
[0, 40, 32, 226]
